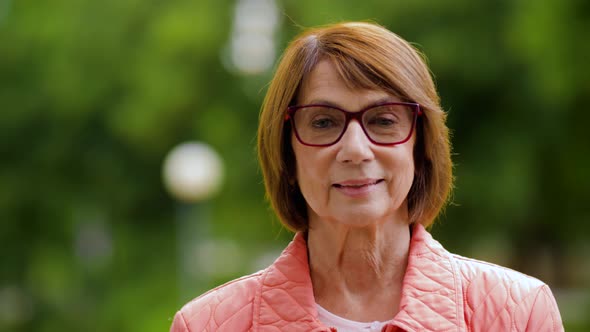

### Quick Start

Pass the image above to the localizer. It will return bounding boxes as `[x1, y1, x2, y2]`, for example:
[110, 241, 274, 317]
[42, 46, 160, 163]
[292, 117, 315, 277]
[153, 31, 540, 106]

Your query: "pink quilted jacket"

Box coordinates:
[170, 224, 563, 331]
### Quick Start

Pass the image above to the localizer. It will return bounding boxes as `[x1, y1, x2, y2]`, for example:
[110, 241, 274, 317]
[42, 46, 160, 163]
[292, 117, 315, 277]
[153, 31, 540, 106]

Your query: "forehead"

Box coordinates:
[297, 59, 396, 106]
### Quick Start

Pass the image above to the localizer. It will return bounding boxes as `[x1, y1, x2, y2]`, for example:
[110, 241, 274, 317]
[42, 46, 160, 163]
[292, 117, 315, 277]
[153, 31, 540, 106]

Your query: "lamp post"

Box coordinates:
[162, 142, 224, 301]
[228, 0, 279, 75]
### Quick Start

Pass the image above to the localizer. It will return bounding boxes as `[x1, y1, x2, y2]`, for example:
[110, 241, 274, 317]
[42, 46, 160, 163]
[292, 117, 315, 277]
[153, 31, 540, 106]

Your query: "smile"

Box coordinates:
[333, 179, 383, 188]
[332, 179, 384, 197]
[333, 179, 384, 188]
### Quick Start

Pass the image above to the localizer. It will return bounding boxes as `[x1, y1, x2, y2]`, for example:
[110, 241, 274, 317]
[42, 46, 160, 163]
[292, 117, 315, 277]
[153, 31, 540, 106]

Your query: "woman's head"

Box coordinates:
[257, 21, 452, 231]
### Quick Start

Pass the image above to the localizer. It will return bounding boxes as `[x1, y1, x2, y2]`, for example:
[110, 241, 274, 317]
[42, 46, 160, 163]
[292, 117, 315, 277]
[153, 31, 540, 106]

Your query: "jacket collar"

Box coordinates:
[392, 224, 465, 331]
[254, 224, 465, 331]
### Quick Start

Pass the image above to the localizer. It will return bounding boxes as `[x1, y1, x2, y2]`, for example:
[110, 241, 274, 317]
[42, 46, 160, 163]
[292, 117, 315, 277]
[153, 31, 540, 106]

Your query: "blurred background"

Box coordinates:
[1, 0, 589, 331]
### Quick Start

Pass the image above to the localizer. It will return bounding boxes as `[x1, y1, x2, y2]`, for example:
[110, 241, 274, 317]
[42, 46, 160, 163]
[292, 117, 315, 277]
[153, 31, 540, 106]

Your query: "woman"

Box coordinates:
[171, 22, 563, 332]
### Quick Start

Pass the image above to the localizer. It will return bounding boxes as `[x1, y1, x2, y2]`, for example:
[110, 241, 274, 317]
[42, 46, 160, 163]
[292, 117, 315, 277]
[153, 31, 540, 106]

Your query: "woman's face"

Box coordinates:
[292, 59, 416, 227]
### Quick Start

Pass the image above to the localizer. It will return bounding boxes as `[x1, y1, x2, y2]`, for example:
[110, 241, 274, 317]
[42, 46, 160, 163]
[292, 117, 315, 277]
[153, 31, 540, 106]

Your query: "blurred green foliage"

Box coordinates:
[1, 0, 589, 331]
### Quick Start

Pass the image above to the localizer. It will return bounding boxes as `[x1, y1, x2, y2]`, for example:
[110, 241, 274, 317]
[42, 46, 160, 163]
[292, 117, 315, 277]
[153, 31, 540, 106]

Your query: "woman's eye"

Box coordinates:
[311, 118, 335, 129]
[369, 116, 397, 126]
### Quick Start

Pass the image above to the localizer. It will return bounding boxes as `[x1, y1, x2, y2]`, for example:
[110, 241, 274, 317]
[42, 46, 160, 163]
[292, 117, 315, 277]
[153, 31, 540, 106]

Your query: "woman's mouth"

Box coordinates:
[333, 179, 384, 196]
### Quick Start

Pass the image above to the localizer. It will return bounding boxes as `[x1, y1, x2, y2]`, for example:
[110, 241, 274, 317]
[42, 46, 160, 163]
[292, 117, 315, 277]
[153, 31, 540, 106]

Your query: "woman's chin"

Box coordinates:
[329, 209, 389, 227]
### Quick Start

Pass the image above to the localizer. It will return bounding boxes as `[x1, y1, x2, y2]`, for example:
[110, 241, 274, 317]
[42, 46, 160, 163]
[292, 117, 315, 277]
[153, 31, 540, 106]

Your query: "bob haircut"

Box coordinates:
[258, 21, 453, 231]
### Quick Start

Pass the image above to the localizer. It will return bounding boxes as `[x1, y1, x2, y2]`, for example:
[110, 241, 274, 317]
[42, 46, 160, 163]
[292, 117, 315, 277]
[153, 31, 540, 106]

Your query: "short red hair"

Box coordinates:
[257, 22, 453, 231]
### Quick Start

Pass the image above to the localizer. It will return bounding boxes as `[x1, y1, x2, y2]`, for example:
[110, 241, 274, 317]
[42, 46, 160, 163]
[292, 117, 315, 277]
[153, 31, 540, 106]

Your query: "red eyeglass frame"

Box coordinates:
[285, 102, 423, 147]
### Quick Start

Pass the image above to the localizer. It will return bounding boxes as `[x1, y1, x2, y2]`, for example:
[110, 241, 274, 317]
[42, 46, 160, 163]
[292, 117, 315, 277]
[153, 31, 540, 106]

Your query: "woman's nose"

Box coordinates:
[335, 120, 375, 164]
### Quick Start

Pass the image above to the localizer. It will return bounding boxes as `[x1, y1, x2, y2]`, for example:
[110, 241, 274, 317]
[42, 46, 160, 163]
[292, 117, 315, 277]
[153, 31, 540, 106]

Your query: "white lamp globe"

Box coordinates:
[162, 142, 224, 202]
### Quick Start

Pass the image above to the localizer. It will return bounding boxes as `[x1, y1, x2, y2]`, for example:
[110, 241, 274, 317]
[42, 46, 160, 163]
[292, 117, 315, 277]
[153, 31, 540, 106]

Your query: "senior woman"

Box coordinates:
[171, 22, 563, 331]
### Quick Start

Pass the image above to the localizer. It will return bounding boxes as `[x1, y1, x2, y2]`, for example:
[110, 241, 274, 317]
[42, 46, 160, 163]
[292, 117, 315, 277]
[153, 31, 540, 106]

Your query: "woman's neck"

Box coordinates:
[307, 217, 411, 322]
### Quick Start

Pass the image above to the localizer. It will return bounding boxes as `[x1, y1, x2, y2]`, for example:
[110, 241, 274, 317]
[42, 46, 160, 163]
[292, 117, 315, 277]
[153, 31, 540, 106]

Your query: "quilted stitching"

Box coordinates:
[393, 226, 462, 331]
[170, 225, 563, 332]
[455, 253, 563, 332]
[257, 238, 326, 331]
[172, 272, 261, 331]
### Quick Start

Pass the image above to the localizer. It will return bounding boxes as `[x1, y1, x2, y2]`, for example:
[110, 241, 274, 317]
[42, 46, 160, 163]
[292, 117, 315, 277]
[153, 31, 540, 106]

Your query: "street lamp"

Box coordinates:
[162, 142, 224, 301]
[228, 0, 279, 75]
[163, 142, 223, 203]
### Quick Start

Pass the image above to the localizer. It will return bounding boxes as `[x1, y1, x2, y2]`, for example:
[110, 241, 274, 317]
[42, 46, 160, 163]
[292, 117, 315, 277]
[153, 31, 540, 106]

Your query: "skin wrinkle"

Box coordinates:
[294, 59, 415, 322]
[258, 23, 454, 232]
[172, 22, 563, 331]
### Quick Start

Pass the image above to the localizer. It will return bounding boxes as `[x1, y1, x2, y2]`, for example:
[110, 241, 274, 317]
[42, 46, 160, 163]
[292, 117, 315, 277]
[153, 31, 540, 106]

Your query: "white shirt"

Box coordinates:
[316, 304, 391, 332]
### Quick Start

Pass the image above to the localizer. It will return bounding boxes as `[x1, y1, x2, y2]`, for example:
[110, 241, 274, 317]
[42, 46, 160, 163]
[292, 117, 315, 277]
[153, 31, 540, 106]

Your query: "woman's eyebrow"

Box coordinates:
[303, 96, 400, 110]
[302, 99, 343, 107]
[370, 96, 401, 106]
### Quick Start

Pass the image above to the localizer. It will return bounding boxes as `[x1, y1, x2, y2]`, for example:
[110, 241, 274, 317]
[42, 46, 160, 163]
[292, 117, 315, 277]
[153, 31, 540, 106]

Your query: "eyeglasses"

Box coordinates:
[285, 102, 422, 147]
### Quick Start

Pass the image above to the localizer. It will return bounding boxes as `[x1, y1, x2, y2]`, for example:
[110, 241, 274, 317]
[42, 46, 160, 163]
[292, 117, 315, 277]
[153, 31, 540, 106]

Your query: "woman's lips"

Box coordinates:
[333, 179, 384, 196]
